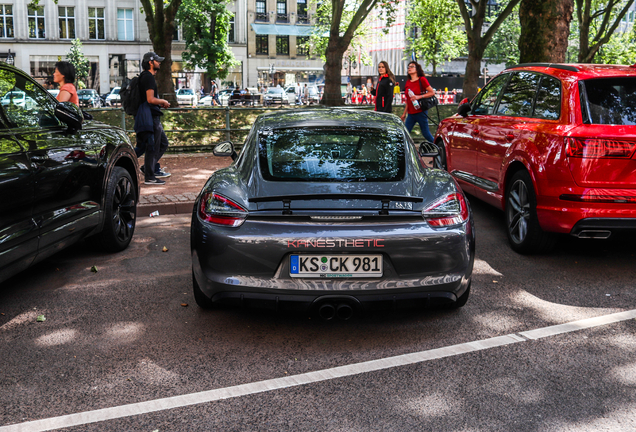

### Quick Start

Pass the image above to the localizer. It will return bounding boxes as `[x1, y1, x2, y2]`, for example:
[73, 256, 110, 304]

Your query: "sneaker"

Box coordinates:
[155, 169, 171, 178]
[144, 178, 166, 185]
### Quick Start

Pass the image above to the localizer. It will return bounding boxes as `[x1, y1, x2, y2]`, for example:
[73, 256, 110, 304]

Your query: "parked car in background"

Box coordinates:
[198, 95, 215, 106]
[435, 63, 636, 254]
[0, 63, 140, 285]
[264, 87, 289, 105]
[218, 89, 233, 106]
[1, 90, 36, 109]
[48, 89, 60, 98]
[105, 87, 121, 106]
[176, 88, 198, 105]
[77, 89, 102, 108]
[191, 109, 474, 316]
[283, 86, 300, 104]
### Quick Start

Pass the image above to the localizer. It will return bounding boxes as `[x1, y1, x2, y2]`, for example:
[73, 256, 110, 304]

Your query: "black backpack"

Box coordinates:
[120, 75, 141, 116]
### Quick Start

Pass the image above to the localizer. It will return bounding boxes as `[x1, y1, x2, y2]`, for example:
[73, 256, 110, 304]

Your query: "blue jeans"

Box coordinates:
[405, 110, 435, 143]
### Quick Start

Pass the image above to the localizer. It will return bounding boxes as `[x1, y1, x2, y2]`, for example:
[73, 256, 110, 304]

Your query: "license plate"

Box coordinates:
[290, 255, 383, 278]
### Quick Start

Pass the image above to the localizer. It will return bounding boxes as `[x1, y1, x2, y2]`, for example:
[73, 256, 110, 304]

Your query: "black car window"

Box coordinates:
[580, 77, 636, 125]
[533, 75, 561, 120]
[472, 74, 509, 115]
[496, 72, 541, 117]
[258, 127, 405, 182]
[0, 69, 60, 129]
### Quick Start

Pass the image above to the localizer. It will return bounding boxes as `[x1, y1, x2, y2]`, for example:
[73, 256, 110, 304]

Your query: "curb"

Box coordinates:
[138, 201, 194, 217]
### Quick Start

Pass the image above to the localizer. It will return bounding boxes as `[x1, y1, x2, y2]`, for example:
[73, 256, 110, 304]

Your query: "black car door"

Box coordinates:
[1, 68, 102, 257]
[0, 128, 36, 282]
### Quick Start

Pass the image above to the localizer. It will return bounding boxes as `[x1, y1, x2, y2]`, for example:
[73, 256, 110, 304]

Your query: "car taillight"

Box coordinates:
[565, 137, 636, 158]
[422, 193, 469, 227]
[198, 192, 248, 227]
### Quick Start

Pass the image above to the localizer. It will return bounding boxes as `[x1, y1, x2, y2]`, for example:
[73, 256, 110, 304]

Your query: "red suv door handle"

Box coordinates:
[506, 133, 515, 141]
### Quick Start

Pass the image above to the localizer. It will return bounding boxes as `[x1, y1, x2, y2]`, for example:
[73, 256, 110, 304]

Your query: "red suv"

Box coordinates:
[434, 63, 636, 253]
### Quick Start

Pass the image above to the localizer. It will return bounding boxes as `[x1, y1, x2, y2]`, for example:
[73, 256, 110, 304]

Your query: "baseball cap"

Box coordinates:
[143, 52, 165, 63]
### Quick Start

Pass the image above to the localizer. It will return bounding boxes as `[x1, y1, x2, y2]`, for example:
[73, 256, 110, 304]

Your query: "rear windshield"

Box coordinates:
[258, 127, 405, 182]
[580, 78, 636, 125]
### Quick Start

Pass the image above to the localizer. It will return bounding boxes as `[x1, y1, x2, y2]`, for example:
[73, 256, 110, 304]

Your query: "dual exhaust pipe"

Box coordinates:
[318, 302, 354, 321]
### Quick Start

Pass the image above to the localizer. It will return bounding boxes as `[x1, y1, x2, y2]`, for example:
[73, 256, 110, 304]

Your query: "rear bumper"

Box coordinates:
[569, 218, 636, 238]
[191, 215, 474, 311]
[537, 194, 636, 233]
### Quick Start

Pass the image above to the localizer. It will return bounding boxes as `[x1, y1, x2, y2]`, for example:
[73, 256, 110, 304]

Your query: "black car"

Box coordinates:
[77, 89, 102, 108]
[191, 109, 475, 318]
[0, 63, 140, 284]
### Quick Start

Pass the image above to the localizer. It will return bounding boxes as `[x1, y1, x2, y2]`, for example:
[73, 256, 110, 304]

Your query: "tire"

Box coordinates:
[94, 166, 137, 252]
[193, 270, 215, 309]
[433, 139, 447, 170]
[505, 170, 556, 254]
[449, 283, 470, 309]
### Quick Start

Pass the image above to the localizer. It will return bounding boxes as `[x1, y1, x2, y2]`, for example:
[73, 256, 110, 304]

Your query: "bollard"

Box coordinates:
[225, 107, 231, 141]
[121, 109, 126, 131]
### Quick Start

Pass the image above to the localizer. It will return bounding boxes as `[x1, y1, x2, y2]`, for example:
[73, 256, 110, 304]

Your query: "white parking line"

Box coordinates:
[3, 309, 636, 432]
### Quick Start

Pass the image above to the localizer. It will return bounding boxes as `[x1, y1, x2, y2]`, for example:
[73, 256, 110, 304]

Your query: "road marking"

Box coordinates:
[3, 309, 636, 432]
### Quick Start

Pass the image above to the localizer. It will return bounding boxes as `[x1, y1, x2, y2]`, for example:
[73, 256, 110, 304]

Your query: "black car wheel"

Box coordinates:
[95, 166, 136, 251]
[433, 139, 447, 170]
[505, 170, 555, 254]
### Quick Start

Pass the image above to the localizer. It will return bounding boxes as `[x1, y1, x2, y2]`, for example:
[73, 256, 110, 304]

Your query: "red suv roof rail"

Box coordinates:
[507, 63, 580, 73]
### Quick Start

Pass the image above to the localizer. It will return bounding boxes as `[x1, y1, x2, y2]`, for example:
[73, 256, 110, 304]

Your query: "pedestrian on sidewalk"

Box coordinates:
[53, 61, 79, 106]
[371, 60, 395, 113]
[139, 52, 172, 185]
[400, 61, 436, 143]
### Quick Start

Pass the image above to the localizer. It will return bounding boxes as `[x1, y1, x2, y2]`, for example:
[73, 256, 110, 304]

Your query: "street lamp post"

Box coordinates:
[269, 63, 276, 86]
[6, 49, 14, 66]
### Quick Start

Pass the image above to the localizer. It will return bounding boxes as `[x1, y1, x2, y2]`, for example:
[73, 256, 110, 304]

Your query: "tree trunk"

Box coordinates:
[519, 0, 573, 63]
[322, 41, 345, 106]
[463, 44, 483, 100]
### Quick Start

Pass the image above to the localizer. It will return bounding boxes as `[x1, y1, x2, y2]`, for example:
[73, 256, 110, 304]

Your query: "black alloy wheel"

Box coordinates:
[95, 166, 137, 251]
[505, 170, 556, 254]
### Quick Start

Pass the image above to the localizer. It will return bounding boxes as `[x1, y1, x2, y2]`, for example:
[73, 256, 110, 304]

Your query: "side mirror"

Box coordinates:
[55, 102, 83, 131]
[457, 102, 471, 118]
[418, 141, 440, 158]
[213, 141, 238, 161]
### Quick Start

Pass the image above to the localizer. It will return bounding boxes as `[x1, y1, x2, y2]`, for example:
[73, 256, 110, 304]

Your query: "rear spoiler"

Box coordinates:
[249, 194, 423, 215]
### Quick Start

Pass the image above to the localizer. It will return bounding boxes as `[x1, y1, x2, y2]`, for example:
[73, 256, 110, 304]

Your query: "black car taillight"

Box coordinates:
[565, 137, 636, 158]
[198, 192, 248, 227]
[421, 193, 469, 227]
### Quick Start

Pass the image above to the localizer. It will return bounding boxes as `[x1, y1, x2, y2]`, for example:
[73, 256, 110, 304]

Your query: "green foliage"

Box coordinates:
[594, 24, 636, 64]
[66, 39, 90, 88]
[484, 4, 520, 67]
[406, 0, 466, 75]
[177, 0, 238, 80]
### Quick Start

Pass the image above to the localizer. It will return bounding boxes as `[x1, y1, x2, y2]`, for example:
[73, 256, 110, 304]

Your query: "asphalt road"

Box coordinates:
[1, 198, 636, 431]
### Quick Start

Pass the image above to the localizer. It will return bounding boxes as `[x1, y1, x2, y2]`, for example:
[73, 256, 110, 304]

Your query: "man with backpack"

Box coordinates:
[137, 52, 171, 185]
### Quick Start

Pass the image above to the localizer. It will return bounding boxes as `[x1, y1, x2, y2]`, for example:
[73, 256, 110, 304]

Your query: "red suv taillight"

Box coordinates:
[198, 192, 248, 227]
[565, 137, 636, 158]
[422, 193, 469, 227]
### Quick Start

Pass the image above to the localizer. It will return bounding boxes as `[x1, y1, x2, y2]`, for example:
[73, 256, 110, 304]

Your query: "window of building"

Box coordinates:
[256, 0, 267, 21]
[117, 8, 134, 41]
[88, 7, 105, 40]
[256, 35, 268, 55]
[59, 6, 75, 39]
[228, 14, 235, 43]
[0, 5, 14, 38]
[276, 36, 289, 55]
[297, 0, 308, 23]
[28, 6, 45, 39]
[173, 21, 180, 40]
[296, 36, 309, 56]
[277, 0, 286, 15]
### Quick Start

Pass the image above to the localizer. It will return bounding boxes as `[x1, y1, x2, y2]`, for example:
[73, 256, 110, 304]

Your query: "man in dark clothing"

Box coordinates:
[138, 52, 171, 185]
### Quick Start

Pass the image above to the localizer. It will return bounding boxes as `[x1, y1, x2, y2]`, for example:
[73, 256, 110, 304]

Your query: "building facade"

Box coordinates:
[244, 0, 323, 88]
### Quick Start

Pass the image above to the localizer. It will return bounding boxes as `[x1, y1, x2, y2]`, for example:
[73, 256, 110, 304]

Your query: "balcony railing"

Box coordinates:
[276, 13, 289, 23]
[296, 13, 309, 24]
[255, 12, 268, 22]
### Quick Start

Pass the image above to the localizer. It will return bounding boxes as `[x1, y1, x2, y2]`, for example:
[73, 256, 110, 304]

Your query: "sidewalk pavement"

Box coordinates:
[137, 153, 231, 217]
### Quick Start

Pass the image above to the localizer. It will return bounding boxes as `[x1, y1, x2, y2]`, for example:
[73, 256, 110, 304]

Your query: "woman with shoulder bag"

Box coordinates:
[400, 61, 436, 142]
[371, 61, 396, 113]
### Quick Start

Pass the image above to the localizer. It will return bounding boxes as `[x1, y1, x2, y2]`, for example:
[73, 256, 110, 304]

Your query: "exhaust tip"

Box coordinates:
[336, 304, 354, 321]
[577, 230, 612, 239]
[318, 303, 336, 321]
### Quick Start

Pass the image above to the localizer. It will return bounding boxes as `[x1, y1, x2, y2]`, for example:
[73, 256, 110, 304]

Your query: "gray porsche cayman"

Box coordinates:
[191, 109, 474, 319]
